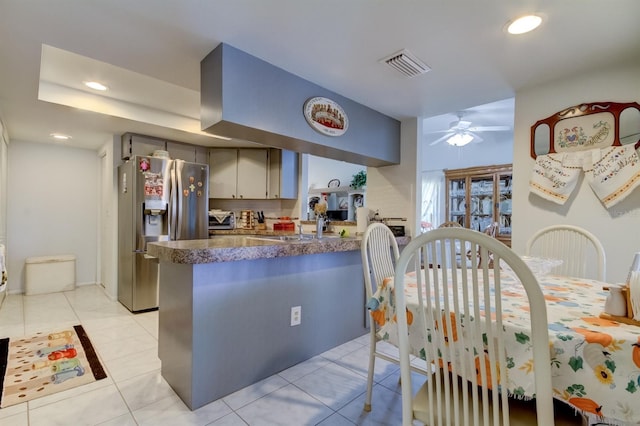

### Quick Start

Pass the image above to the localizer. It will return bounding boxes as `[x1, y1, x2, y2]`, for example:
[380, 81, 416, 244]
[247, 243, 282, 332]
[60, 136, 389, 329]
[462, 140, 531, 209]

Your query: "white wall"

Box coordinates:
[512, 62, 640, 283]
[367, 118, 421, 236]
[307, 155, 364, 190]
[422, 138, 513, 172]
[0, 118, 8, 248]
[98, 136, 119, 299]
[7, 140, 99, 292]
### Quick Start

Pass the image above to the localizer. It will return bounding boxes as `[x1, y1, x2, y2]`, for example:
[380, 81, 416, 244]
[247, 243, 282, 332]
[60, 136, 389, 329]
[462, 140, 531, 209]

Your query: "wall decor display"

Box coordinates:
[530, 101, 640, 159]
[303, 97, 348, 137]
[529, 102, 640, 208]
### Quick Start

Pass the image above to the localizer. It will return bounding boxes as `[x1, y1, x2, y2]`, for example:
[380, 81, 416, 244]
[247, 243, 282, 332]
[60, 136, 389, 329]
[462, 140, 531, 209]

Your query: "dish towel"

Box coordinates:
[529, 153, 583, 204]
[584, 144, 640, 208]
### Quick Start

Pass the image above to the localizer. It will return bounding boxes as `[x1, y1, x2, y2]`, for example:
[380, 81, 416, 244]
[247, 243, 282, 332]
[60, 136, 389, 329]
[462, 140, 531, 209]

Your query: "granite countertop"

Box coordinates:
[148, 234, 411, 265]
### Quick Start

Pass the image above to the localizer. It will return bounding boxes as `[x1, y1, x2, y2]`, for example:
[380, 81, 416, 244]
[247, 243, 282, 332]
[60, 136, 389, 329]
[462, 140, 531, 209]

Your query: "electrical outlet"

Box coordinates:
[290, 306, 301, 326]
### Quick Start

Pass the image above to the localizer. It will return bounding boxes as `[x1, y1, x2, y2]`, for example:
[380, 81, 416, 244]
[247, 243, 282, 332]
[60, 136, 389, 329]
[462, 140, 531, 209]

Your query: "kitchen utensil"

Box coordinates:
[240, 210, 254, 229]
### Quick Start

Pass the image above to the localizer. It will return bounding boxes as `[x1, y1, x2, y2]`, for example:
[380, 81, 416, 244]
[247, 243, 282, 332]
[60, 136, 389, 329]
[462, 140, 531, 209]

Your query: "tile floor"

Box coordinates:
[0, 285, 422, 425]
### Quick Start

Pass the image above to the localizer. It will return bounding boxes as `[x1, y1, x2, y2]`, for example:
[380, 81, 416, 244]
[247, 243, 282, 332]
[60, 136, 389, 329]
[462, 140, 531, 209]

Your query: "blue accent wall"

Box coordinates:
[201, 43, 400, 167]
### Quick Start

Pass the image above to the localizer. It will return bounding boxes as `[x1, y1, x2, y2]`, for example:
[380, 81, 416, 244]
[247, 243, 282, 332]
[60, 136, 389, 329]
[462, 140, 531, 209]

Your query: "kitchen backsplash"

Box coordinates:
[209, 198, 299, 226]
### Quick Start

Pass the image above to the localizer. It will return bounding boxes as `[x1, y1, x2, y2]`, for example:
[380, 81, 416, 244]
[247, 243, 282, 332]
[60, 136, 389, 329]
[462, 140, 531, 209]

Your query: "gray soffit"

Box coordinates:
[201, 43, 400, 167]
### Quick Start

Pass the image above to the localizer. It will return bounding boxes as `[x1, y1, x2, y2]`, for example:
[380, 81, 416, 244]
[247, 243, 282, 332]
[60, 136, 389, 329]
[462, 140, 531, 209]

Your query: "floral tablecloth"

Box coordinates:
[369, 271, 640, 424]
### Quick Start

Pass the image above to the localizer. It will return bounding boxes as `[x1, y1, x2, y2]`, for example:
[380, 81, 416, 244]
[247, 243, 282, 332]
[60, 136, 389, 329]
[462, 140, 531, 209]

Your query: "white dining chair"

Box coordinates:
[526, 224, 606, 281]
[394, 227, 557, 426]
[360, 223, 426, 412]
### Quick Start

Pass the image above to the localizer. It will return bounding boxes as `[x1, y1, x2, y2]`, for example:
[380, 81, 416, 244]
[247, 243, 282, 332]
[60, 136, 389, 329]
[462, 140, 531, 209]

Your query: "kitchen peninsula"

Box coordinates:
[148, 234, 409, 410]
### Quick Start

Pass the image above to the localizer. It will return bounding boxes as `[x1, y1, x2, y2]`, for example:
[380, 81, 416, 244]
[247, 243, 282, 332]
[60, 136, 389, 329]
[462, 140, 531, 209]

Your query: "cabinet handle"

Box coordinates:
[239, 195, 244, 199]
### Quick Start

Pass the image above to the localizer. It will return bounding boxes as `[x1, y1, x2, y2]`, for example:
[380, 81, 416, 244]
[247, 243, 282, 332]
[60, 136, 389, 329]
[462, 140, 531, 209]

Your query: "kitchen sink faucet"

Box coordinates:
[316, 215, 325, 239]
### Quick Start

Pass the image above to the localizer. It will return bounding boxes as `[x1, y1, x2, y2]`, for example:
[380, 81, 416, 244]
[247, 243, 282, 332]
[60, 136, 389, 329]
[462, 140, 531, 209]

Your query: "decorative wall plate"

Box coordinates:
[303, 97, 348, 137]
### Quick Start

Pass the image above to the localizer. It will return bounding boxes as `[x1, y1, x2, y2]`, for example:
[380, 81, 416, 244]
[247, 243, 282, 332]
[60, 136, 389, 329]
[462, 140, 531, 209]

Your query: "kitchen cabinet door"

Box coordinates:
[237, 149, 268, 199]
[268, 149, 299, 199]
[209, 149, 238, 199]
[166, 141, 196, 162]
[121, 133, 165, 160]
[195, 146, 209, 165]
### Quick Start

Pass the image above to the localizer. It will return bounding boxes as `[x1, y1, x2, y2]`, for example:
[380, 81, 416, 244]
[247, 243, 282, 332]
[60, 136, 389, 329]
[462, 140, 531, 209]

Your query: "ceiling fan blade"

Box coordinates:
[452, 120, 472, 130]
[467, 125, 511, 132]
[429, 133, 453, 146]
[426, 129, 454, 134]
[469, 131, 483, 143]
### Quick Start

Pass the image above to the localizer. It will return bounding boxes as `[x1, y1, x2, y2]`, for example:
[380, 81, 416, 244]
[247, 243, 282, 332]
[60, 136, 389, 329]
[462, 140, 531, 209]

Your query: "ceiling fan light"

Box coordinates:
[507, 15, 542, 35]
[447, 133, 473, 147]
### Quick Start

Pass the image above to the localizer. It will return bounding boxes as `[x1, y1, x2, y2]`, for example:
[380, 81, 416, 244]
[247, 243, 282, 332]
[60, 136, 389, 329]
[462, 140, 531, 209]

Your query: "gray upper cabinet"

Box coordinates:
[209, 148, 268, 199]
[122, 133, 210, 164]
[166, 141, 195, 163]
[268, 149, 298, 199]
[195, 146, 209, 165]
[121, 134, 165, 159]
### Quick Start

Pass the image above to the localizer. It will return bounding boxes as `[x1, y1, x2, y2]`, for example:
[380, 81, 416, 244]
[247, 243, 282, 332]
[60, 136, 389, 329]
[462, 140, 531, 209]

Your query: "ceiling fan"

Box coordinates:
[428, 112, 511, 147]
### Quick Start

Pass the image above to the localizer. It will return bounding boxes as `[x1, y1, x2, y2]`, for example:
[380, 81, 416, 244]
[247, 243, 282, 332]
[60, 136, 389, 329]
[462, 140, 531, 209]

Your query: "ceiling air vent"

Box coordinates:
[380, 49, 431, 78]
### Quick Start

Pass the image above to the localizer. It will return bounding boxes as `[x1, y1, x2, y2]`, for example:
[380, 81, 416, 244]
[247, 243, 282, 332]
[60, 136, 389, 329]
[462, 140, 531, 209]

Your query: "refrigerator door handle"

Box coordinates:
[169, 165, 177, 240]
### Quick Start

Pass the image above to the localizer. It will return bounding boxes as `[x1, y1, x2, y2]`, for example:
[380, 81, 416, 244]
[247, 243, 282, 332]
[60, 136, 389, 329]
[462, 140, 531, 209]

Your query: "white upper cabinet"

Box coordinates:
[209, 148, 268, 199]
[237, 149, 268, 199]
[209, 149, 240, 199]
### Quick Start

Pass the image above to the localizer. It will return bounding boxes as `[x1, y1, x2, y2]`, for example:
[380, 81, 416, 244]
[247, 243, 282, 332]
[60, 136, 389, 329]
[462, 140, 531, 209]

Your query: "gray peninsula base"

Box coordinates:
[157, 250, 367, 410]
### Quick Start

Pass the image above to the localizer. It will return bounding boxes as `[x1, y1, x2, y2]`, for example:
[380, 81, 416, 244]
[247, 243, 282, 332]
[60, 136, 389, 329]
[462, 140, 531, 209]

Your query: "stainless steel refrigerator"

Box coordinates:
[118, 156, 209, 312]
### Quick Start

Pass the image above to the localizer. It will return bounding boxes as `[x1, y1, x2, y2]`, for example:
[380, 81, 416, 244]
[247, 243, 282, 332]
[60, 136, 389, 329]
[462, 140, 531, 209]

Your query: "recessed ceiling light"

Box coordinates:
[50, 133, 72, 140]
[506, 14, 543, 35]
[84, 81, 108, 91]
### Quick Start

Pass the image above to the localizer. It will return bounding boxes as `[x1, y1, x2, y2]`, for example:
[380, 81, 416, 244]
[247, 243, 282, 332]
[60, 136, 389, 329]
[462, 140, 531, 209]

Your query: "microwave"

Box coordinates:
[209, 210, 235, 230]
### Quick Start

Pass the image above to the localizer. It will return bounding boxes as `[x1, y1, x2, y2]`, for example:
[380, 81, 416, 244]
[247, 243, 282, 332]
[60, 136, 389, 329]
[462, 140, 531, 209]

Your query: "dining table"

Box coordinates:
[368, 268, 640, 424]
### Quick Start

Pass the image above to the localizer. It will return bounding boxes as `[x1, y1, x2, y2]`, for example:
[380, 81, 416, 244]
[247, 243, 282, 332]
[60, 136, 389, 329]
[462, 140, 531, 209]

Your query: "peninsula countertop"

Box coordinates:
[147, 234, 411, 264]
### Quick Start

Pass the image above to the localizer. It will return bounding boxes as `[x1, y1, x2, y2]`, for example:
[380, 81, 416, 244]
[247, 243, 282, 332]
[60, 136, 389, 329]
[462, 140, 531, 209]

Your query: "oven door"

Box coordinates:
[209, 213, 235, 229]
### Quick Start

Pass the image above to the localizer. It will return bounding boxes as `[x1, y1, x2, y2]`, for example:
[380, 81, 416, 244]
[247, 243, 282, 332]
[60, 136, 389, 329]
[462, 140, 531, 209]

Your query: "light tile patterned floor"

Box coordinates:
[0, 285, 415, 425]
